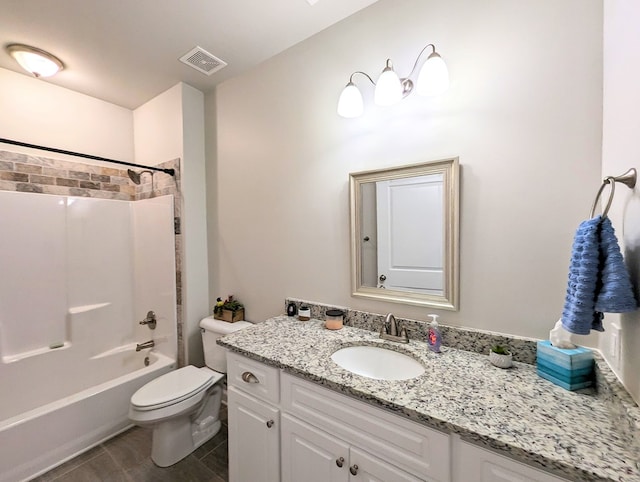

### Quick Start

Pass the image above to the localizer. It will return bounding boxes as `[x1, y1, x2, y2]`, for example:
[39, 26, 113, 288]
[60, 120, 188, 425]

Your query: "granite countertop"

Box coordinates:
[218, 315, 640, 482]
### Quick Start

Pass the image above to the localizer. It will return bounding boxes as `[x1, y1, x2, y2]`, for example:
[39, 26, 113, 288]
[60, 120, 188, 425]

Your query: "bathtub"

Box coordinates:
[0, 346, 174, 482]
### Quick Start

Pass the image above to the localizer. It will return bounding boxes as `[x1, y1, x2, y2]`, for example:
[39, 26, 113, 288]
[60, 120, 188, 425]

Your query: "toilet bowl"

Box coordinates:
[129, 317, 252, 467]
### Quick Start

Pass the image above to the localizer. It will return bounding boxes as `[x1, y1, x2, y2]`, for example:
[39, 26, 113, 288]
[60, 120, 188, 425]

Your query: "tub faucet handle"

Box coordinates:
[139, 311, 156, 330]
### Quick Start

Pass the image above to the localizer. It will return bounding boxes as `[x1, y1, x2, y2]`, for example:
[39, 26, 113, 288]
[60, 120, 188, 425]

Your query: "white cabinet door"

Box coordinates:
[349, 447, 425, 482]
[282, 372, 450, 481]
[454, 440, 569, 482]
[281, 414, 350, 482]
[228, 386, 280, 482]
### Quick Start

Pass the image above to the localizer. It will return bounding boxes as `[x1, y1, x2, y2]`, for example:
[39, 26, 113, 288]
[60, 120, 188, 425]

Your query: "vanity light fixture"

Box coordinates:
[337, 43, 449, 118]
[5, 43, 64, 78]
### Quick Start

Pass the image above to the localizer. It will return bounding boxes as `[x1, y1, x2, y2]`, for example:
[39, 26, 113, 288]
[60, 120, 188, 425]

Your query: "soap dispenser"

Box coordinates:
[427, 314, 442, 353]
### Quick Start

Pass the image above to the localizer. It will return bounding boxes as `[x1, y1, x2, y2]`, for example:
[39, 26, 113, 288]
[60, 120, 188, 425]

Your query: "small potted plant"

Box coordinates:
[489, 344, 513, 369]
[213, 295, 245, 323]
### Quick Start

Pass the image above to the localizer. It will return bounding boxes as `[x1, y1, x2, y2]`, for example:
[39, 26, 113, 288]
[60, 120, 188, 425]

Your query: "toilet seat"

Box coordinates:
[131, 366, 217, 411]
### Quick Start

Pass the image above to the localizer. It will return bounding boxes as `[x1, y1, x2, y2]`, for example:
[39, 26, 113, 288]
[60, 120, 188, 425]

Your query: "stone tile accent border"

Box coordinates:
[284, 297, 639, 447]
[0, 150, 136, 200]
[284, 297, 537, 363]
[0, 149, 186, 367]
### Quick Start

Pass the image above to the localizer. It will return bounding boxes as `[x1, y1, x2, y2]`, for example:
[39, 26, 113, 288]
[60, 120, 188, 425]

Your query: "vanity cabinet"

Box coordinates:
[282, 414, 424, 481]
[227, 352, 281, 482]
[227, 351, 449, 481]
[453, 439, 570, 482]
[226, 352, 574, 482]
[281, 372, 450, 482]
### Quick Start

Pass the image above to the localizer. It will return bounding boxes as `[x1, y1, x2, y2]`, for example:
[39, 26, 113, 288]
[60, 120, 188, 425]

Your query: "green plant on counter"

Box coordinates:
[490, 344, 510, 355]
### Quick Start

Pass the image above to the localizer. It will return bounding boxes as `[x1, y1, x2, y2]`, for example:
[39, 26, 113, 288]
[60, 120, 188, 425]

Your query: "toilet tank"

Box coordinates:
[199, 316, 252, 373]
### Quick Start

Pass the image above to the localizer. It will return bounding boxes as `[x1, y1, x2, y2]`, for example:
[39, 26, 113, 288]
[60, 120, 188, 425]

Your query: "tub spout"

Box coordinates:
[136, 340, 155, 352]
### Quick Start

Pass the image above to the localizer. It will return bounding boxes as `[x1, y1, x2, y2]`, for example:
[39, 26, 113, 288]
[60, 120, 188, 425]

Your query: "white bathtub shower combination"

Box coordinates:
[0, 192, 177, 482]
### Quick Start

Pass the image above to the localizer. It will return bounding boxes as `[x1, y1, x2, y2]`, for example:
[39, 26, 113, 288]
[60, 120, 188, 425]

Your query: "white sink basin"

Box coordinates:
[330, 345, 425, 381]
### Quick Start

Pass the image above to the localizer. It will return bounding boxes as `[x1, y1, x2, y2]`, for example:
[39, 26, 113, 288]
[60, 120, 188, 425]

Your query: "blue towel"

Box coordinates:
[561, 216, 637, 335]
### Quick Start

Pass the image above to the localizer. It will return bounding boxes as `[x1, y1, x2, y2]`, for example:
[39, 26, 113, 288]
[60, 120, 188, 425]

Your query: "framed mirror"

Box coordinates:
[349, 157, 460, 310]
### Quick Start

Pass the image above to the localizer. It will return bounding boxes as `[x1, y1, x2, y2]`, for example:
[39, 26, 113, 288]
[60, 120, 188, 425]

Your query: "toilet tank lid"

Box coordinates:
[200, 316, 253, 334]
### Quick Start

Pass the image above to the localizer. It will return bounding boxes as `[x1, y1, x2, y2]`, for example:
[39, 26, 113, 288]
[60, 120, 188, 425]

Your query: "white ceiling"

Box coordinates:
[0, 0, 379, 109]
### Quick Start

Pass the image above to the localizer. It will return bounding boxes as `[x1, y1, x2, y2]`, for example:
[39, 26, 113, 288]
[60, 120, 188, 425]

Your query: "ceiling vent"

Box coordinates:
[179, 46, 227, 76]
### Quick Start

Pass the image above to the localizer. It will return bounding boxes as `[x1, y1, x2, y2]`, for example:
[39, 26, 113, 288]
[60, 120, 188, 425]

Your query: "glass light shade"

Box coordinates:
[374, 64, 402, 106]
[337, 82, 364, 118]
[416, 52, 449, 96]
[6, 44, 63, 78]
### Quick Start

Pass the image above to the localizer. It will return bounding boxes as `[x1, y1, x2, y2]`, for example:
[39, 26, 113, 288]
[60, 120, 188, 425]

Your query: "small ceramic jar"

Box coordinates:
[298, 306, 311, 321]
[325, 309, 345, 330]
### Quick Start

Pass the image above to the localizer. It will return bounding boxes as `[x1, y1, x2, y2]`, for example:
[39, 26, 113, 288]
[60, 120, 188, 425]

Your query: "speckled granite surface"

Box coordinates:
[219, 316, 640, 482]
[284, 298, 640, 447]
[284, 298, 539, 364]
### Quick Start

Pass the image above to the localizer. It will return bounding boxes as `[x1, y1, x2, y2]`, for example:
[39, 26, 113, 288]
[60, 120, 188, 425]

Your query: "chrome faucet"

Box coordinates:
[379, 313, 409, 343]
[136, 340, 155, 351]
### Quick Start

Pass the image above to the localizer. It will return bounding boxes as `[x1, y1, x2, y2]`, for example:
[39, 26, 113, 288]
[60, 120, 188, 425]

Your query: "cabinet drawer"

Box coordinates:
[282, 372, 450, 482]
[227, 352, 280, 405]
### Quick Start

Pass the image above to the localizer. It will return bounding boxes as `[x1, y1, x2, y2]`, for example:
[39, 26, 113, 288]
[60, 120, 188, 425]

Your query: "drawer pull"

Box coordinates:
[335, 457, 344, 468]
[241, 371, 259, 383]
[349, 464, 358, 475]
[266, 419, 274, 428]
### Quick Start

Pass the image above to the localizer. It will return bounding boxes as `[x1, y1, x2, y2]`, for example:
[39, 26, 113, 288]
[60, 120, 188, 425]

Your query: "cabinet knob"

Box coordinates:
[335, 457, 344, 468]
[241, 371, 259, 383]
[349, 464, 358, 475]
[266, 419, 274, 428]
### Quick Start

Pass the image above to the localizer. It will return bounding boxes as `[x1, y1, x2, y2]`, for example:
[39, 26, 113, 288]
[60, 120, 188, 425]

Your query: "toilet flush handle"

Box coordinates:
[241, 371, 259, 384]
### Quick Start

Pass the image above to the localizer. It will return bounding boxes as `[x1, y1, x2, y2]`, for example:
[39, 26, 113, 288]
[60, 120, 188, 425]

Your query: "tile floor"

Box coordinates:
[31, 404, 229, 482]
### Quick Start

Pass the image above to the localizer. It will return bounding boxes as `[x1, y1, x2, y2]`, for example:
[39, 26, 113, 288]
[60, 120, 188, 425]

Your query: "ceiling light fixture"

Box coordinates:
[337, 43, 449, 118]
[5, 43, 64, 78]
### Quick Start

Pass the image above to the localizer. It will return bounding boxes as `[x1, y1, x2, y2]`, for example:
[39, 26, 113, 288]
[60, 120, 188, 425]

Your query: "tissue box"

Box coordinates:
[536, 341, 594, 391]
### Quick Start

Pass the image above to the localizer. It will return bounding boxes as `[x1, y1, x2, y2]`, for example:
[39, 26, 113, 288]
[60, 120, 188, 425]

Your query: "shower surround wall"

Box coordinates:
[0, 148, 180, 480]
[0, 150, 187, 366]
[0, 190, 176, 481]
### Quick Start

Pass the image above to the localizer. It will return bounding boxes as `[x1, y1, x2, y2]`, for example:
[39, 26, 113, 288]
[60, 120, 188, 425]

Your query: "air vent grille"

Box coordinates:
[179, 46, 227, 76]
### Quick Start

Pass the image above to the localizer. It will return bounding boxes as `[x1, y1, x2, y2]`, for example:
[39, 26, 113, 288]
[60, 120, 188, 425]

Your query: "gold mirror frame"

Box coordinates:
[349, 157, 460, 310]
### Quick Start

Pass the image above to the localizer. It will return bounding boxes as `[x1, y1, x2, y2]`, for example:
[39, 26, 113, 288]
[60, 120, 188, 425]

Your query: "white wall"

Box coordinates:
[133, 84, 183, 164]
[134, 82, 209, 366]
[209, 0, 603, 340]
[0, 67, 133, 163]
[602, 0, 640, 403]
[180, 84, 209, 366]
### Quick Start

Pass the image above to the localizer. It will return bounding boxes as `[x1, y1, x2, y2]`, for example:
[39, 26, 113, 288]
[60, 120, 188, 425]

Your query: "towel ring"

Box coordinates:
[589, 168, 637, 219]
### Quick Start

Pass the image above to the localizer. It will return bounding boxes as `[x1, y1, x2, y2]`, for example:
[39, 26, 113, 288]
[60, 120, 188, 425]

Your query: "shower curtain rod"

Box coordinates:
[0, 137, 176, 176]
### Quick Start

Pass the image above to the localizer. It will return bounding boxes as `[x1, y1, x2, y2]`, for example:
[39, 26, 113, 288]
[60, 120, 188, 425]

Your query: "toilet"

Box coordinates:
[129, 316, 251, 467]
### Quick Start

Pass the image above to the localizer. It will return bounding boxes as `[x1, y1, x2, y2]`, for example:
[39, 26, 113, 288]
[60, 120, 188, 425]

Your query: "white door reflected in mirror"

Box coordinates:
[350, 158, 459, 310]
[375, 174, 444, 294]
